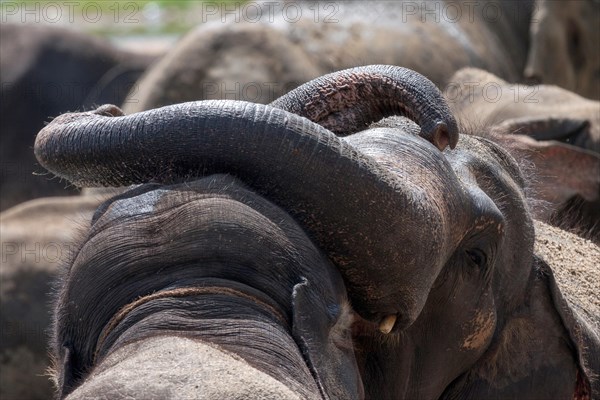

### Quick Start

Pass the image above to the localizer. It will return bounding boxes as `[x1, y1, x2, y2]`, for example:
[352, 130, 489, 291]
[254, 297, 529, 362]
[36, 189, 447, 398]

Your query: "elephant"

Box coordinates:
[38, 65, 456, 399]
[0, 189, 120, 400]
[0, 23, 162, 211]
[35, 66, 599, 399]
[122, 0, 599, 115]
[446, 67, 600, 241]
[48, 176, 363, 399]
[447, 68, 599, 153]
[524, 0, 600, 99]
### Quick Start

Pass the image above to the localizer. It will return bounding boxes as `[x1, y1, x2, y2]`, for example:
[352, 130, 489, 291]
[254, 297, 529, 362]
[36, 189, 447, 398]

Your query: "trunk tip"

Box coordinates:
[94, 104, 124, 117]
[428, 121, 459, 151]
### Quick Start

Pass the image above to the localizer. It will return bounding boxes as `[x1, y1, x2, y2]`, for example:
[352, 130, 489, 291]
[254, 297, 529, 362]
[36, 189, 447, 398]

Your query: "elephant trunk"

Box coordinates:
[35, 100, 450, 326]
[270, 65, 459, 151]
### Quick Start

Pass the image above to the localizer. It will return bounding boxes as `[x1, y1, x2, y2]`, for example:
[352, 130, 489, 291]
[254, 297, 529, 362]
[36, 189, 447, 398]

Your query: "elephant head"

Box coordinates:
[50, 176, 362, 399]
[38, 65, 458, 398]
[36, 65, 459, 328]
[447, 67, 600, 241]
[448, 68, 600, 153]
[524, 0, 600, 99]
[348, 123, 598, 399]
[271, 67, 599, 398]
[36, 65, 598, 398]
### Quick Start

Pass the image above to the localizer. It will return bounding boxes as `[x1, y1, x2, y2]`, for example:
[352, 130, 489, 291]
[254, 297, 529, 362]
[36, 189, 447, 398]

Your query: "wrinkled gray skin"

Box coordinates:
[123, 0, 600, 115]
[53, 177, 361, 400]
[36, 66, 599, 399]
[40, 65, 456, 398]
[0, 191, 117, 400]
[0, 23, 160, 210]
[447, 68, 600, 241]
[350, 124, 598, 399]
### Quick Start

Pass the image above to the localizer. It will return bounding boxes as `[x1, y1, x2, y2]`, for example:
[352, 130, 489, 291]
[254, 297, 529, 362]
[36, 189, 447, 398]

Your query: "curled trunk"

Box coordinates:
[270, 65, 459, 150]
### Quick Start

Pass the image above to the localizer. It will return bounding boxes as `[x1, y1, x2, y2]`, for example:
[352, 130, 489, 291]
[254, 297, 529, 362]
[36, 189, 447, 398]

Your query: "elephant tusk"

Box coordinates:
[379, 314, 397, 334]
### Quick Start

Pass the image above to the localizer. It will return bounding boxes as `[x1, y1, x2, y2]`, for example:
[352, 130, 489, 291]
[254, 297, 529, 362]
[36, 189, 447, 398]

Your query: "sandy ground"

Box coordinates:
[534, 220, 600, 331]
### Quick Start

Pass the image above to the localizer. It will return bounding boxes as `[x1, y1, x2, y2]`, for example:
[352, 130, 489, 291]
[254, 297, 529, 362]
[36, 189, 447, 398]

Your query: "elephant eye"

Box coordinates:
[466, 249, 487, 268]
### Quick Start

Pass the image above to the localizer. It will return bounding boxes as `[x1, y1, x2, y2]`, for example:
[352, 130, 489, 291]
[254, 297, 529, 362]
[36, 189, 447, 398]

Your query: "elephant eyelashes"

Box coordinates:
[465, 249, 487, 269]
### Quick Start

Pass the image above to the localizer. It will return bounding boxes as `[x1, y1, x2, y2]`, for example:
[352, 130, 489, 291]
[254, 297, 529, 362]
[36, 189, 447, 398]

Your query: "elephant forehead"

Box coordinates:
[449, 135, 526, 191]
[91, 177, 251, 229]
[446, 136, 535, 265]
[82, 191, 306, 270]
[347, 127, 462, 192]
[69, 176, 348, 306]
[441, 135, 537, 251]
[96, 188, 167, 222]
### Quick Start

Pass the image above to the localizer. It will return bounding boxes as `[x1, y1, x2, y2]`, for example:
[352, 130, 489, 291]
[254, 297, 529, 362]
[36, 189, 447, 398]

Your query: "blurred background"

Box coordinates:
[1, 1, 599, 399]
[1, 1, 230, 40]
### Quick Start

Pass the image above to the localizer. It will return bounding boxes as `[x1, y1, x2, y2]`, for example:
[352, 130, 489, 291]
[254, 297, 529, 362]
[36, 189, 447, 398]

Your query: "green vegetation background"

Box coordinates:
[1, 1, 250, 35]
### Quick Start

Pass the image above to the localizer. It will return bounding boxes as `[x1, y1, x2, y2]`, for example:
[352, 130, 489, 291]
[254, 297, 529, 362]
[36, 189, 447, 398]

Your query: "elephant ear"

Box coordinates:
[491, 132, 600, 206]
[291, 279, 362, 400]
[534, 255, 599, 399]
[492, 116, 593, 149]
[54, 344, 76, 400]
[445, 251, 598, 399]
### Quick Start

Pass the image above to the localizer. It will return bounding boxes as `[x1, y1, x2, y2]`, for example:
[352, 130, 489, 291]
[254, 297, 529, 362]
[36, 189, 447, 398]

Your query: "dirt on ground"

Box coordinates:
[534, 220, 600, 331]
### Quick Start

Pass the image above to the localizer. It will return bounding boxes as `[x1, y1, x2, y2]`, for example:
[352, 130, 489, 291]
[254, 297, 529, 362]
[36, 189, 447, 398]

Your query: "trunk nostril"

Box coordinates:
[430, 121, 457, 151]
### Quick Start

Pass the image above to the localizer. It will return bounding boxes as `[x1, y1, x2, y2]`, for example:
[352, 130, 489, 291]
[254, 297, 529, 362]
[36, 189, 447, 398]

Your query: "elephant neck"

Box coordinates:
[93, 282, 322, 399]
